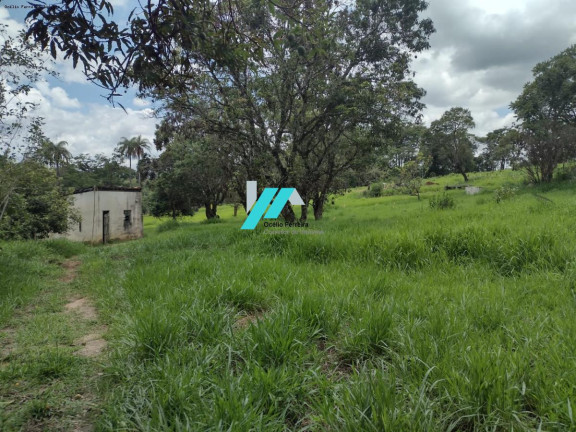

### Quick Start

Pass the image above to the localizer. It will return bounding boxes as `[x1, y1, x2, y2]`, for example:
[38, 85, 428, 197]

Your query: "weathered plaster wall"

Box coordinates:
[59, 190, 143, 243]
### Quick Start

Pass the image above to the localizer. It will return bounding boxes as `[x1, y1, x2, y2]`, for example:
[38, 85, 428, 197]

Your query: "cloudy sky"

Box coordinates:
[414, 0, 576, 134]
[1, 0, 157, 158]
[2, 0, 576, 156]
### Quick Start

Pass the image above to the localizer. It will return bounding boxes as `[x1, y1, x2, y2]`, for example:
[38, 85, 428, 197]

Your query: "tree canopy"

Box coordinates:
[511, 45, 576, 127]
[511, 45, 576, 182]
[424, 107, 476, 182]
[146, 0, 434, 219]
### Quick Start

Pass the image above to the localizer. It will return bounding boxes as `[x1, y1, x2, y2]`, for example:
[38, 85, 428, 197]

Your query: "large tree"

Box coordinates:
[154, 120, 233, 219]
[511, 45, 576, 182]
[424, 107, 476, 182]
[482, 127, 524, 171]
[148, 0, 433, 220]
[26, 0, 433, 221]
[384, 123, 427, 170]
[511, 45, 576, 126]
[146, 149, 197, 220]
[520, 120, 575, 183]
[61, 153, 134, 189]
[115, 135, 151, 184]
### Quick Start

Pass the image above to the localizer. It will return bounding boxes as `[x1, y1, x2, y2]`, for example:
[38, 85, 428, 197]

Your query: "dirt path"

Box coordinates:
[65, 298, 108, 358]
[61, 260, 108, 431]
[0, 258, 107, 431]
[60, 259, 108, 359]
[60, 260, 81, 283]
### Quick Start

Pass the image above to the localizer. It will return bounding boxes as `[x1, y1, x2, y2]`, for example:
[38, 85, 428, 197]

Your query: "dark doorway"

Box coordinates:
[123, 210, 132, 230]
[103, 211, 110, 243]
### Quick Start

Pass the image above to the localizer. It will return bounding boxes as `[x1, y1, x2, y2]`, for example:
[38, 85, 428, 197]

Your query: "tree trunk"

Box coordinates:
[281, 203, 296, 223]
[233, 203, 239, 217]
[313, 196, 325, 220]
[137, 156, 141, 185]
[300, 203, 309, 221]
[461, 171, 469, 182]
[205, 202, 218, 219]
[542, 164, 555, 183]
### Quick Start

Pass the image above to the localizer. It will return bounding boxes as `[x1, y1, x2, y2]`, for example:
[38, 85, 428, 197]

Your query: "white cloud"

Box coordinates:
[6, 79, 158, 158]
[133, 97, 151, 107]
[413, 50, 517, 136]
[37, 102, 158, 157]
[56, 61, 89, 85]
[3, 0, 574, 147]
[0, 8, 23, 35]
[36, 82, 81, 108]
[412, 0, 576, 136]
[1, 7, 158, 158]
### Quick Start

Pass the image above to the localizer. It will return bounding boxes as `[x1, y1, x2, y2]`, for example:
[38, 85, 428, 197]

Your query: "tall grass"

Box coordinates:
[4, 170, 576, 430]
[0, 240, 86, 323]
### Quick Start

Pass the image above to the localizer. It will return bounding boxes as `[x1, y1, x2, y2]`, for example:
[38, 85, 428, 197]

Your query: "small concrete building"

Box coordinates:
[62, 186, 143, 243]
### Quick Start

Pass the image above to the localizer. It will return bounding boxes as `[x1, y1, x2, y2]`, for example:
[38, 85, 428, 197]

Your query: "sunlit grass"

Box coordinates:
[3, 169, 576, 431]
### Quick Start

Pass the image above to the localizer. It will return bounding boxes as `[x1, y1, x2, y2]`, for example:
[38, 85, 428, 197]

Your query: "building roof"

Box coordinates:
[73, 186, 142, 194]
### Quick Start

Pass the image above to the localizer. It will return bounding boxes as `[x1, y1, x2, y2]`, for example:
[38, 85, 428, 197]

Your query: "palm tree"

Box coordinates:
[116, 135, 151, 185]
[37, 139, 71, 176]
[52, 141, 72, 177]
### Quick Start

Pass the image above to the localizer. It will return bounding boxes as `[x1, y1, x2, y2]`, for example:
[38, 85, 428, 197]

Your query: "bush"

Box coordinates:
[555, 166, 576, 182]
[365, 183, 383, 198]
[494, 186, 517, 203]
[382, 186, 409, 197]
[0, 160, 77, 240]
[429, 193, 455, 210]
[364, 182, 410, 198]
[156, 219, 181, 233]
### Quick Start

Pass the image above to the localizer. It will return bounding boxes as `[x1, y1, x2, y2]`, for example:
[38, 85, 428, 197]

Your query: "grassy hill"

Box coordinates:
[2, 169, 576, 431]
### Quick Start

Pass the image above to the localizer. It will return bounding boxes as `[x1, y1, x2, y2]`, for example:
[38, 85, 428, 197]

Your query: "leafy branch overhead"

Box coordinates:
[25, 0, 434, 98]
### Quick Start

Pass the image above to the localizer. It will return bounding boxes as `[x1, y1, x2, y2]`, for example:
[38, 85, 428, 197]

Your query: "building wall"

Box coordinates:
[61, 190, 143, 243]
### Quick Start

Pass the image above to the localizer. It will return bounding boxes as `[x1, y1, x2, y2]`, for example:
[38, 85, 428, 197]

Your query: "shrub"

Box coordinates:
[365, 183, 383, 198]
[555, 166, 576, 181]
[382, 186, 408, 196]
[0, 160, 78, 240]
[429, 193, 455, 210]
[494, 186, 517, 203]
[156, 219, 181, 233]
[364, 182, 410, 198]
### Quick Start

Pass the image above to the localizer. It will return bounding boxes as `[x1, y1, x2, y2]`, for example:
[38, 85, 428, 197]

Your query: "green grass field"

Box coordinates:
[2, 170, 576, 431]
